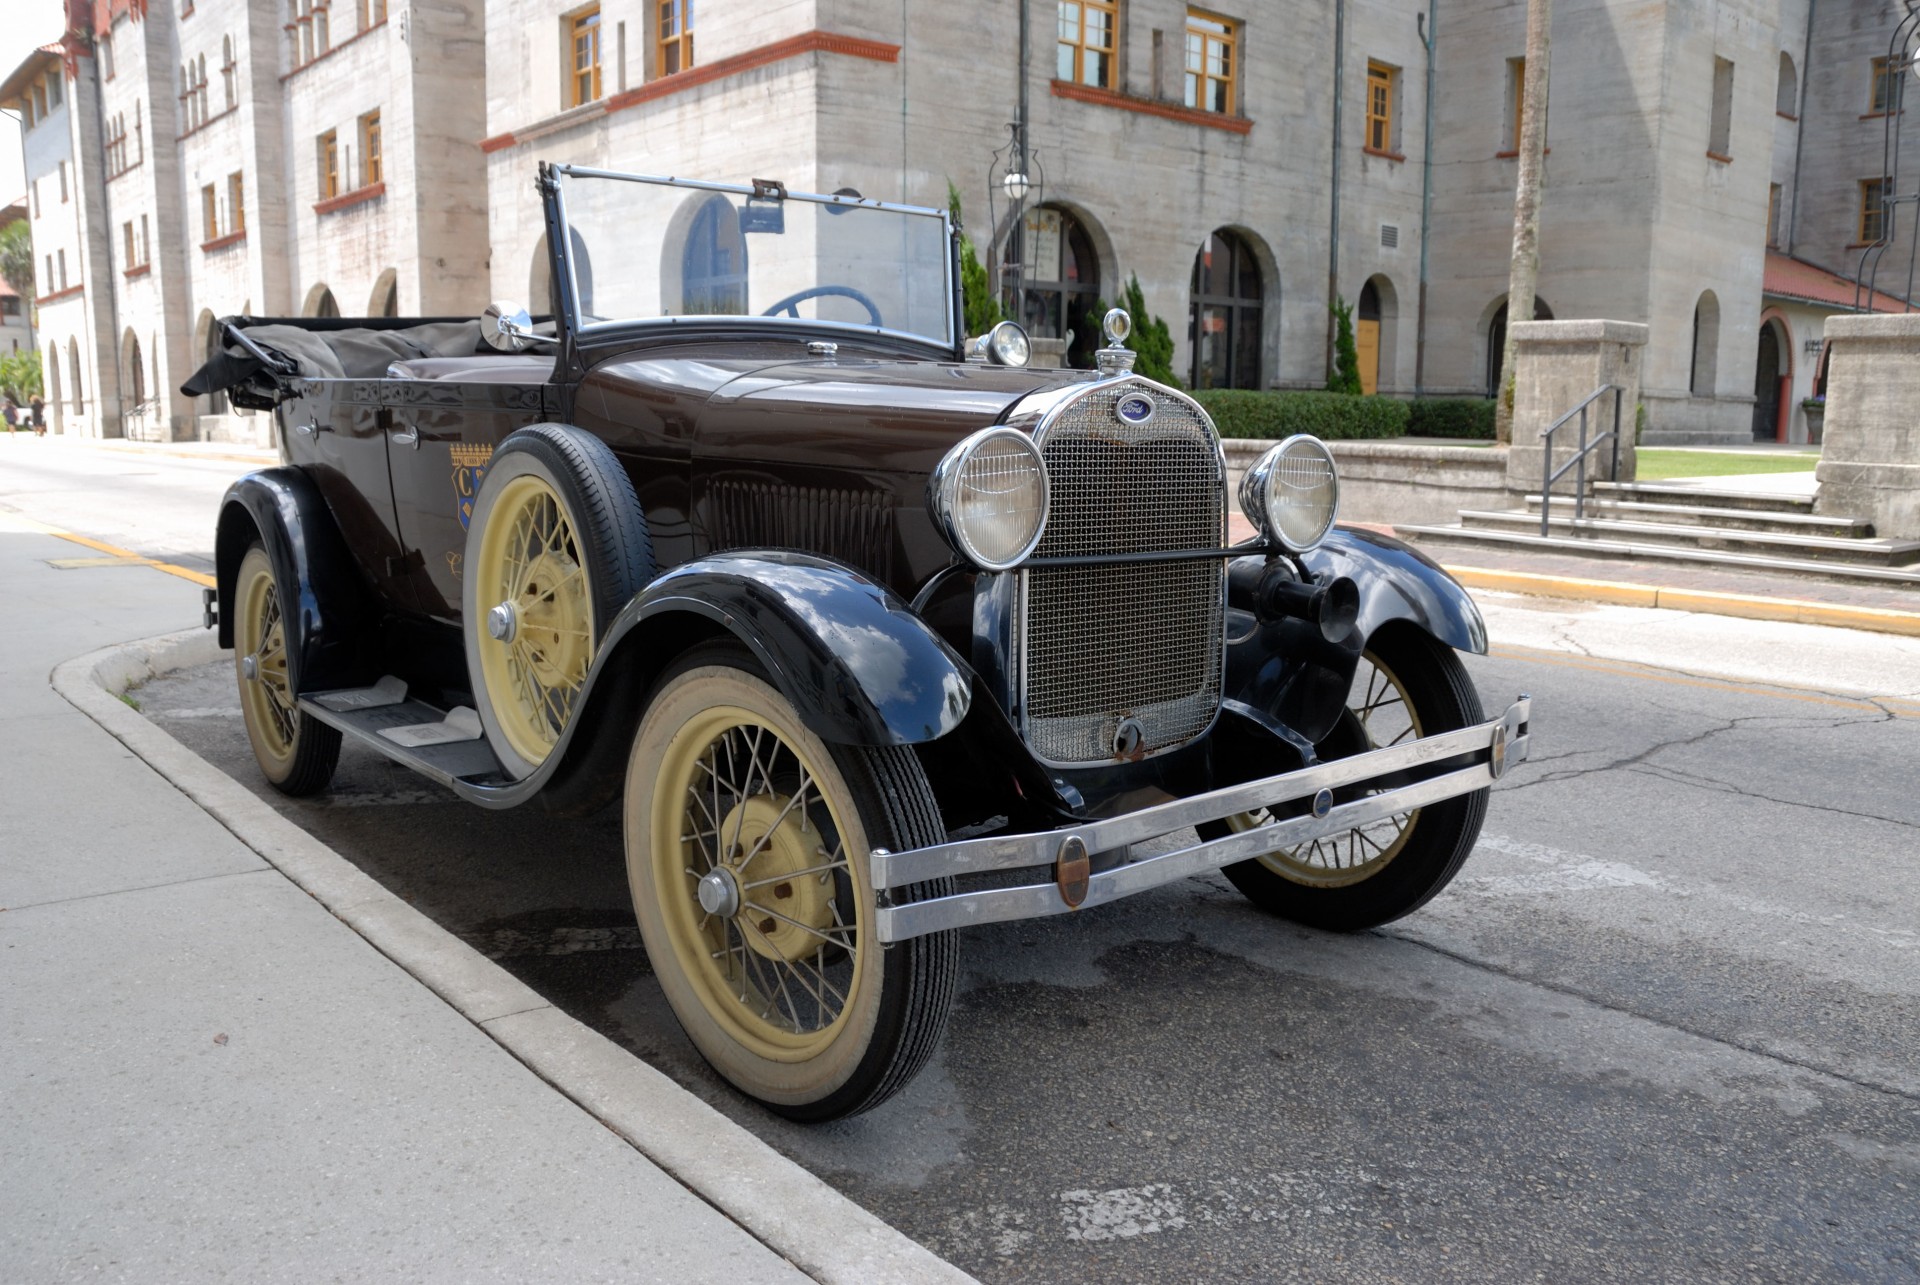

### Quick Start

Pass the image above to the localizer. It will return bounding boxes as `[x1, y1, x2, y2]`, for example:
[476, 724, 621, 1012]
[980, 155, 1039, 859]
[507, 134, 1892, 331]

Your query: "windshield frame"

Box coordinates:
[545, 164, 962, 356]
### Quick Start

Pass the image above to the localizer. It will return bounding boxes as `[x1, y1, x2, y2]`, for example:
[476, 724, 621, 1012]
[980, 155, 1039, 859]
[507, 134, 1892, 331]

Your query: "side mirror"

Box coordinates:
[481, 301, 537, 352]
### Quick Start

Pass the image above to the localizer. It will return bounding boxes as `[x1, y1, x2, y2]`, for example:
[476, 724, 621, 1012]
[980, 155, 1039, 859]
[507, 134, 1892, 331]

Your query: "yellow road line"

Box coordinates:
[7, 511, 216, 588]
[1487, 642, 1920, 718]
[1448, 564, 1920, 639]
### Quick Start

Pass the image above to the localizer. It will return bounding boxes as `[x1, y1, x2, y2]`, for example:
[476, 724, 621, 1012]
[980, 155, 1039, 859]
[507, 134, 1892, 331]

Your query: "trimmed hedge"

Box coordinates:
[1406, 397, 1496, 440]
[1189, 389, 1410, 441]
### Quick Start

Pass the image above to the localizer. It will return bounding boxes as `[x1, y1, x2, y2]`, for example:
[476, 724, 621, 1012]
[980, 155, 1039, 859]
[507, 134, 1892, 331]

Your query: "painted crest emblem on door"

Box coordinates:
[451, 444, 494, 530]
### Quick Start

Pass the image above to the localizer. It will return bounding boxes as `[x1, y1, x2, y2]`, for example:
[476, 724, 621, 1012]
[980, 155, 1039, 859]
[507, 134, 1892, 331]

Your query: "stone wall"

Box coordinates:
[1813, 312, 1920, 540]
[1223, 438, 1511, 528]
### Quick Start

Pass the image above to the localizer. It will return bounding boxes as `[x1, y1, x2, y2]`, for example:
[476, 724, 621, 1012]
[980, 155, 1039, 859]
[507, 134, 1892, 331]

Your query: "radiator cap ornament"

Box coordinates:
[1096, 308, 1137, 377]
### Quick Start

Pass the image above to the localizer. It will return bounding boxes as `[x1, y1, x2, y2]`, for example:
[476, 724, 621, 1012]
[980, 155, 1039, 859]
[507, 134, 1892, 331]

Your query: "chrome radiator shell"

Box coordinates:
[1016, 378, 1228, 766]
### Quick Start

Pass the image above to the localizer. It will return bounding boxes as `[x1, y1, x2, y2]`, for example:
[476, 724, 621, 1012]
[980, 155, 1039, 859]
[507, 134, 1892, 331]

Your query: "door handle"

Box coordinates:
[294, 416, 322, 436]
[391, 423, 420, 449]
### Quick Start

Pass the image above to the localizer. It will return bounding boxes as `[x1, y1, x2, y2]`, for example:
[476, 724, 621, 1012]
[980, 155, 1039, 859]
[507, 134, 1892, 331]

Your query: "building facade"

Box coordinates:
[8, 0, 1918, 446]
[2, 0, 488, 443]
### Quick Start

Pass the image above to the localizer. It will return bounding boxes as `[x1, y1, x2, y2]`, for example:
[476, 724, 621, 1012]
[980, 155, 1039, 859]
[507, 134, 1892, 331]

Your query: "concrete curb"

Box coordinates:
[52, 630, 975, 1285]
[1446, 565, 1920, 638]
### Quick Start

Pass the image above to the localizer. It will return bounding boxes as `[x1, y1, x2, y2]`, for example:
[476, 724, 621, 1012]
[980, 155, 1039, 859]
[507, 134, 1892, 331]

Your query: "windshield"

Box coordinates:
[552, 167, 956, 349]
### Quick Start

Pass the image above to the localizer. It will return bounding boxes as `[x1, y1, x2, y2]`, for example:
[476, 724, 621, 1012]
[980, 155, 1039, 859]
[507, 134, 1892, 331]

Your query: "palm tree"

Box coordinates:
[1494, 0, 1551, 444]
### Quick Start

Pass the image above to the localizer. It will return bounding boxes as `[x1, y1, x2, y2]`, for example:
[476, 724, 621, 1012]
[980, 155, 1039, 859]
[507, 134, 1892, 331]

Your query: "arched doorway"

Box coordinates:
[369, 270, 399, 318]
[681, 195, 748, 315]
[69, 338, 84, 412]
[1486, 296, 1553, 397]
[1752, 316, 1791, 442]
[1008, 205, 1100, 368]
[195, 310, 226, 413]
[124, 330, 145, 408]
[302, 283, 340, 318]
[1356, 276, 1398, 396]
[1691, 291, 1720, 396]
[1189, 229, 1264, 389]
[46, 345, 62, 433]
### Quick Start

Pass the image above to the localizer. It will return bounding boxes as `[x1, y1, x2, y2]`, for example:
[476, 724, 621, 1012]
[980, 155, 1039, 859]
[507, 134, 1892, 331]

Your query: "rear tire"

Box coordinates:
[233, 544, 340, 796]
[464, 425, 652, 779]
[624, 641, 957, 1121]
[1207, 627, 1488, 931]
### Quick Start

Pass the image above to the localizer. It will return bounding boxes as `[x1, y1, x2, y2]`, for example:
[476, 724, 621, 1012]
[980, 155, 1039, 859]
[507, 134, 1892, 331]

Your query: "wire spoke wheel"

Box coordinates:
[475, 475, 594, 766]
[625, 644, 956, 1120]
[233, 544, 339, 796]
[1210, 627, 1489, 931]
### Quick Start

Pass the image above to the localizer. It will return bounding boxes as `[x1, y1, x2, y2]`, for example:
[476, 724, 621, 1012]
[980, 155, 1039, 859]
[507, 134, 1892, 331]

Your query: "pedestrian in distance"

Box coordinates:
[30, 394, 45, 436]
[3, 397, 18, 433]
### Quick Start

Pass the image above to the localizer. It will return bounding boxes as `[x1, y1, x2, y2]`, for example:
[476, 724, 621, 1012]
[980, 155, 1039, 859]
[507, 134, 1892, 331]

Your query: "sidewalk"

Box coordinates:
[0, 514, 908, 1282]
[38, 430, 278, 468]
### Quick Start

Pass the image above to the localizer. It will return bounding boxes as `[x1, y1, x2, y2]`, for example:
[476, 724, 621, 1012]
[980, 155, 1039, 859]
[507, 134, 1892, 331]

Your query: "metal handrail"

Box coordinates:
[1539, 383, 1625, 536]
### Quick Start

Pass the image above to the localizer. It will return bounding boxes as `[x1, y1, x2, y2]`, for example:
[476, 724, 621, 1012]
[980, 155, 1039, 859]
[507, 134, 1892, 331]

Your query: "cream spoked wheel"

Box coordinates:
[463, 425, 652, 779]
[1210, 627, 1490, 931]
[625, 644, 956, 1121]
[233, 543, 339, 795]
[473, 474, 594, 767]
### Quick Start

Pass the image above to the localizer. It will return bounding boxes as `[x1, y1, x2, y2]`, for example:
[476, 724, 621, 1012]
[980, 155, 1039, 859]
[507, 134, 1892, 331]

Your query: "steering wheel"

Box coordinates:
[761, 285, 883, 327]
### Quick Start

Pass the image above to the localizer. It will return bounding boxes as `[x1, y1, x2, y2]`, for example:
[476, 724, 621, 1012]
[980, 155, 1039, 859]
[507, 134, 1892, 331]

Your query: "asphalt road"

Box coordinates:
[15, 439, 1920, 1281]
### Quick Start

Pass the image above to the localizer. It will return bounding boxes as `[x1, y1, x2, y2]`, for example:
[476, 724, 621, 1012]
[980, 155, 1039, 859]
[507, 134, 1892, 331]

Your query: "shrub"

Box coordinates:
[946, 181, 1004, 338]
[1190, 389, 1410, 441]
[1326, 296, 1362, 395]
[1407, 398, 1496, 439]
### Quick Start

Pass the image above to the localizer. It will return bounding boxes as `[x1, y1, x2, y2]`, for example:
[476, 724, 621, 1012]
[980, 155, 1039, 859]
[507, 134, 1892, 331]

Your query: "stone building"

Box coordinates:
[1, 0, 488, 444]
[1, 200, 33, 358]
[8, 0, 1918, 446]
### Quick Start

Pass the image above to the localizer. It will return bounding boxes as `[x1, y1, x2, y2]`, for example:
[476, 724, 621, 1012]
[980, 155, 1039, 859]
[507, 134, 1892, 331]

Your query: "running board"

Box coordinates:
[299, 685, 512, 790]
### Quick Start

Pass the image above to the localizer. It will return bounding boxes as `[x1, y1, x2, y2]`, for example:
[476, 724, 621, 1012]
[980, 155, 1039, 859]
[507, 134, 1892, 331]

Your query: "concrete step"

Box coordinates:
[1456, 510, 1920, 566]
[1590, 481, 1815, 514]
[1520, 496, 1873, 538]
[1395, 522, 1920, 588]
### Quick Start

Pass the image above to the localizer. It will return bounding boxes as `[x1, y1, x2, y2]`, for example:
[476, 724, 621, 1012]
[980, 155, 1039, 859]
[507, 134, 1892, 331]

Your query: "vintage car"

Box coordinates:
[188, 164, 1530, 1121]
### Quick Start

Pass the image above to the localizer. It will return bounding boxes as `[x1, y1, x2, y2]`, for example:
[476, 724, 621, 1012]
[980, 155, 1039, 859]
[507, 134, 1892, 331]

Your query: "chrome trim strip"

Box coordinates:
[871, 697, 1530, 892]
[873, 756, 1512, 943]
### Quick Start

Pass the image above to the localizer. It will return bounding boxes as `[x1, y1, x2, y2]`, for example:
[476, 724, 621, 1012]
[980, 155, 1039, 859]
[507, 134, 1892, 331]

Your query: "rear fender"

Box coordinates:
[215, 469, 375, 692]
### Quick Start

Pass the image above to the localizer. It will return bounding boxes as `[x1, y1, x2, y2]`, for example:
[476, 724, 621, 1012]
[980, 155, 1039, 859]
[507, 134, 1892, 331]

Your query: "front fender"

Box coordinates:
[214, 468, 374, 693]
[608, 551, 973, 746]
[1226, 527, 1486, 746]
[1302, 526, 1487, 655]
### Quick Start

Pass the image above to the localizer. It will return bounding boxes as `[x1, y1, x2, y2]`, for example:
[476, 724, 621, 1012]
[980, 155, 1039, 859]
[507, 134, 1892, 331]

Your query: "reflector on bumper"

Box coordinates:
[870, 697, 1531, 944]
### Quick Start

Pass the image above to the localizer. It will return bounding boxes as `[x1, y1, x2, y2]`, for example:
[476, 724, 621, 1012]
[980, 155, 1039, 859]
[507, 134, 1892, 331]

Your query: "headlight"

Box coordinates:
[1239, 434, 1339, 552]
[971, 319, 1030, 367]
[930, 426, 1049, 570]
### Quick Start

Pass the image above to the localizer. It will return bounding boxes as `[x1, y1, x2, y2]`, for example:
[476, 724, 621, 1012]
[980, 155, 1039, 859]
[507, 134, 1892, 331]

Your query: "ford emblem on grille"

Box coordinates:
[1115, 394, 1155, 424]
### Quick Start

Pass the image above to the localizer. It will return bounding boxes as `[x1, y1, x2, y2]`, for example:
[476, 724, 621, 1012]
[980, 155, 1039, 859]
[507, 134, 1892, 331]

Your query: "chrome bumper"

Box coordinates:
[870, 697, 1531, 944]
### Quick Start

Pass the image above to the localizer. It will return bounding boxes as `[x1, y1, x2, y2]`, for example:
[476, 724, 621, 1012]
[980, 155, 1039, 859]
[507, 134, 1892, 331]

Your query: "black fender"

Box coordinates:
[1226, 527, 1486, 747]
[214, 468, 375, 693]
[604, 551, 974, 745]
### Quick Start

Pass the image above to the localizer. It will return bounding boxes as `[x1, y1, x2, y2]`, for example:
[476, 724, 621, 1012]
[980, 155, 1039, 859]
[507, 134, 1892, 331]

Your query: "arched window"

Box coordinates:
[1007, 205, 1100, 368]
[223, 36, 236, 108]
[1485, 296, 1553, 397]
[126, 331, 145, 406]
[681, 196, 747, 315]
[1777, 52, 1798, 117]
[1189, 229, 1264, 389]
[1690, 290, 1720, 396]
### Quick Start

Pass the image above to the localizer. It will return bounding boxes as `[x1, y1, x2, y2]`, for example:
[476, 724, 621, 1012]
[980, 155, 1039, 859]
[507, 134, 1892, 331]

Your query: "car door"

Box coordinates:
[383, 370, 552, 623]
[286, 378, 418, 615]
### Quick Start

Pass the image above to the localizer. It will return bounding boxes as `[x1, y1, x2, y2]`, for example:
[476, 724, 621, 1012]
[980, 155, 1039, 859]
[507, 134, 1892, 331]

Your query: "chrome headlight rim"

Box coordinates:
[930, 425, 1051, 571]
[1239, 433, 1340, 553]
[986, 319, 1032, 368]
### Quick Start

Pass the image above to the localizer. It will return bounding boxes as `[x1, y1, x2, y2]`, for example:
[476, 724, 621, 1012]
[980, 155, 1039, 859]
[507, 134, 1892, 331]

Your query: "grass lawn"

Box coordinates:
[1635, 449, 1819, 481]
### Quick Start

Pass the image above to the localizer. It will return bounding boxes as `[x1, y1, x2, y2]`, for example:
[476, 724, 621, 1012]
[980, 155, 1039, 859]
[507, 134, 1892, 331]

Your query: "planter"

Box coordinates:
[1802, 405, 1824, 445]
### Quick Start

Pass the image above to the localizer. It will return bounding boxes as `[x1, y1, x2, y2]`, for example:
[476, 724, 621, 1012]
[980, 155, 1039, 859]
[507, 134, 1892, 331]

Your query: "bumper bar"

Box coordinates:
[871, 697, 1530, 944]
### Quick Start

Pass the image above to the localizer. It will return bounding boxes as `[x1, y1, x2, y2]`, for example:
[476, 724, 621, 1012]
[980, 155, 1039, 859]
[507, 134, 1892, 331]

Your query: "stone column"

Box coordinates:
[1813, 314, 1920, 540]
[1502, 320, 1648, 498]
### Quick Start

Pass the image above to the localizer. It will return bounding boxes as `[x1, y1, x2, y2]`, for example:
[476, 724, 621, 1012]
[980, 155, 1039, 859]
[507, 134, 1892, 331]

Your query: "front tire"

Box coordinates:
[233, 544, 340, 796]
[624, 642, 957, 1121]
[1209, 626, 1488, 931]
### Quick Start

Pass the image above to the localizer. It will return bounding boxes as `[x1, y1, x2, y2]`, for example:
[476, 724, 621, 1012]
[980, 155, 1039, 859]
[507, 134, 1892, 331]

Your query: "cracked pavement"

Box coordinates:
[126, 588, 1920, 1283]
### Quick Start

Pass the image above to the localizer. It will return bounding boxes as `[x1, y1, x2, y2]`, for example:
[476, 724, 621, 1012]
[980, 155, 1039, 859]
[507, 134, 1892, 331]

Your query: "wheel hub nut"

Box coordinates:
[240, 654, 259, 681]
[486, 602, 518, 642]
[696, 867, 742, 918]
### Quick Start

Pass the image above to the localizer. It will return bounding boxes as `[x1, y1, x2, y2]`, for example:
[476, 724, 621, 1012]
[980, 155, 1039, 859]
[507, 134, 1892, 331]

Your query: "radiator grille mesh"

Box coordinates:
[1021, 383, 1226, 764]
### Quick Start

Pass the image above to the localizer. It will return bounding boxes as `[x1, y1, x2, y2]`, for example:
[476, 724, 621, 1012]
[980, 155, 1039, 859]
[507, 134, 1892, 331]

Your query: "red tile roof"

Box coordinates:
[1764, 251, 1914, 313]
